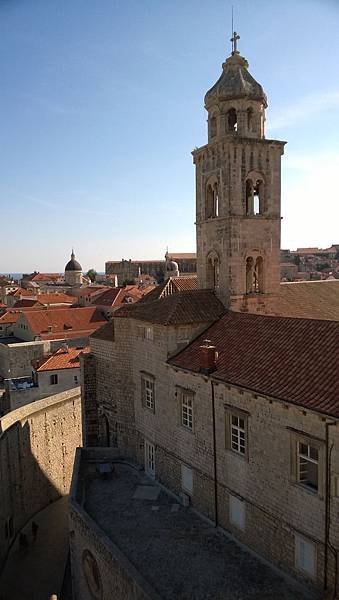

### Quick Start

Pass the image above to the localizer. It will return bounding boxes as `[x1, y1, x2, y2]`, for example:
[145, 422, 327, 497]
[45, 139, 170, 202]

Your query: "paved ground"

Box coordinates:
[0, 497, 70, 600]
[85, 462, 318, 600]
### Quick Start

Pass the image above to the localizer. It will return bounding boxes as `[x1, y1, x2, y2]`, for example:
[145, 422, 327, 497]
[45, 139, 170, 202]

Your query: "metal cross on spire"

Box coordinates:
[230, 31, 240, 54]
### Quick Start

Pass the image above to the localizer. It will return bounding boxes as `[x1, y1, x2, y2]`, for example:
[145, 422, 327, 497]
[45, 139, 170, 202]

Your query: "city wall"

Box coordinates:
[0, 388, 82, 569]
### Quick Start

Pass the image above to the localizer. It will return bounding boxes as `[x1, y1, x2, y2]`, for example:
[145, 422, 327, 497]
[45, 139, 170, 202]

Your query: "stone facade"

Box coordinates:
[105, 254, 197, 285]
[0, 388, 82, 569]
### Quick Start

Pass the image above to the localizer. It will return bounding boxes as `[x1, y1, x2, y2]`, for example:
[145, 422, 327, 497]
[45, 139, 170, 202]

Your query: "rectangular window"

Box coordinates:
[50, 374, 58, 385]
[181, 464, 193, 494]
[231, 414, 246, 455]
[229, 494, 245, 531]
[181, 393, 193, 430]
[145, 440, 155, 477]
[141, 374, 155, 412]
[295, 535, 316, 577]
[145, 326, 153, 341]
[74, 375, 79, 385]
[297, 441, 318, 491]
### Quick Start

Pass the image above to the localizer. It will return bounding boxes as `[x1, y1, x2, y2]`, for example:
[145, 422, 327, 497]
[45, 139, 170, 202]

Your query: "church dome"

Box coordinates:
[205, 50, 267, 109]
[167, 260, 179, 272]
[65, 250, 82, 272]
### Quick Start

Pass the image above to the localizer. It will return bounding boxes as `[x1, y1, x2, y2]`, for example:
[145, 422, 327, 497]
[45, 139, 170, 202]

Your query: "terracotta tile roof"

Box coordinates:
[8, 288, 34, 297]
[20, 307, 107, 340]
[169, 276, 198, 292]
[73, 286, 109, 297]
[139, 276, 198, 304]
[277, 280, 339, 321]
[0, 310, 22, 324]
[115, 289, 225, 325]
[169, 311, 339, 417]
[13, 299, 44, 309]
[24, 272, 61, 282]
[36, 293, 77, 305]
[169, 253, 197, 259]
[35, 346, 90, 372]
[92, 288, 123, 307]
[91, 321, 115, 341]
[92, 285, 155, 308]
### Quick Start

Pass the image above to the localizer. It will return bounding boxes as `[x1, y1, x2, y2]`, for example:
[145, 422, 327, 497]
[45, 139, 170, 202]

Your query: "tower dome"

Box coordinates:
[204, 32, 267, 141]
[65, 250, 82, 272]
[204, 52, 267, 109]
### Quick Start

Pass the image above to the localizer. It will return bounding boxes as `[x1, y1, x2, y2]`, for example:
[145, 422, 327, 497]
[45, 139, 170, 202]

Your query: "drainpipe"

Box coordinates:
[198, 340, 218, 527]
[211, 380, 218, 527]
[324, 420, 336, 593]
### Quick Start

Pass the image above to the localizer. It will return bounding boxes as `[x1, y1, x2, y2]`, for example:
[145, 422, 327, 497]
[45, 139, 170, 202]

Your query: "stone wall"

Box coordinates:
[0, 388, 82, 568]
[150, 366, 338, 594]
[69, 448, 161, 600]
[0, 337, 89, 379]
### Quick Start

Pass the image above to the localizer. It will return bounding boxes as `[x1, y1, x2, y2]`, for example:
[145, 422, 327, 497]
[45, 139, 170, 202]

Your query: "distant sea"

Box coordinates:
[0, 273, 23, 281]
[0, 271, 106, 281]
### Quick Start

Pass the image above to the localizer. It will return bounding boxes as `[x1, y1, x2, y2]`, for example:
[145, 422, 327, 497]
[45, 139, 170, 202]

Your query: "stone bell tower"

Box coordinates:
[193, 32, 286, 313]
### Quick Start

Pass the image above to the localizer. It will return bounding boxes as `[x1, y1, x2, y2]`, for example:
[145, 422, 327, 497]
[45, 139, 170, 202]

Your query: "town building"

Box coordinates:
[3, 345, 89, 412]
[105, 251, 197, 284]
[76, 33, 339, 600]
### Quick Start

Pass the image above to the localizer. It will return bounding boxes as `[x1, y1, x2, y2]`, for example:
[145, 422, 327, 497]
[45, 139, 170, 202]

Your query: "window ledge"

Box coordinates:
[292, 481, 323, 500]
[181, 425, 194, 435]
[227, 449, 249, 462]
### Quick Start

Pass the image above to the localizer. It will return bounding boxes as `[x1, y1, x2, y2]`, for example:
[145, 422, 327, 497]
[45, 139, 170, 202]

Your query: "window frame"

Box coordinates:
[295, 534, 317, 578]
[50, 373, 58, 385]
[225, 405, 249, 460]
[181, 463, 194, 495]
[141, 372, 155, 413]
[290, 430, 324, 497]
[229, 494, 246, 531]
[180, 390, 194, 432]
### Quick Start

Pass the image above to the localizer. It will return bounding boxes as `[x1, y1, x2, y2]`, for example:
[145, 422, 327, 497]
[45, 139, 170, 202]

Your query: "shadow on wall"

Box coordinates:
[0, 389, 82, 571]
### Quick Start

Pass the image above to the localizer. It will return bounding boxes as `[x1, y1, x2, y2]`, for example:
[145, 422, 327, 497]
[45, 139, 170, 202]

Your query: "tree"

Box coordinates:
[86, 269, 97, 283]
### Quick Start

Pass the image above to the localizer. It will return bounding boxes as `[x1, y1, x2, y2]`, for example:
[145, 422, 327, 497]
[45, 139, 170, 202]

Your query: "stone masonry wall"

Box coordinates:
[69, 449, 161, 600]
[0, 388, 82, 568]
[155, 367, 338, 594]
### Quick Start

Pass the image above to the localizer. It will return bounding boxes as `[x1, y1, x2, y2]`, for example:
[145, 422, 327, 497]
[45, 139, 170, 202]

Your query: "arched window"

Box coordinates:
[205, 180, 219, 219]
[247, 108, 253, 132]
[245, 173, 265, 216]
[246, 256, 264, 293]
[246, 180, 253, 215]
[246, 257, 254, 293]
[227, 108, 237, 132]
[210, 116, 217, 138]
[206, 252, 220, 290]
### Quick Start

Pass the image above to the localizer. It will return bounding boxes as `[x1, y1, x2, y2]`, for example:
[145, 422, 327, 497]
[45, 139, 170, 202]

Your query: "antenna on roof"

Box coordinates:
[231, 4, 234, 39]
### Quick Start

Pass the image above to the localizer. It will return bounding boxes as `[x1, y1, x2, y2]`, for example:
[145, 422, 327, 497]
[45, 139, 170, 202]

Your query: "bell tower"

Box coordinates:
[193, 33, 286, 313]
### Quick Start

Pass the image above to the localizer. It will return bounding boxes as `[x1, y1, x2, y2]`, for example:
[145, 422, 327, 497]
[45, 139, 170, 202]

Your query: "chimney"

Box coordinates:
[199, 339, 217, 375]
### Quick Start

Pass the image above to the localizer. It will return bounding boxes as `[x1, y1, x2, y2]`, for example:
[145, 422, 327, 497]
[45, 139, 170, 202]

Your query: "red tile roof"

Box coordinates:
[24, 272, 61, 282]
[36, 293, 77, 305]
[169, 311, 339, 417]
[115, 289, 225, 325]
[277, 280, 339, 321]
[35, 346, 90, 372]
[20, 307, 107, 340]
[13, 299, 44, 309]
[8, 288, 34, 297]
[0, 311, 22, 324]
[92, 285, 155, 308]
[73, 286, 109, 297]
